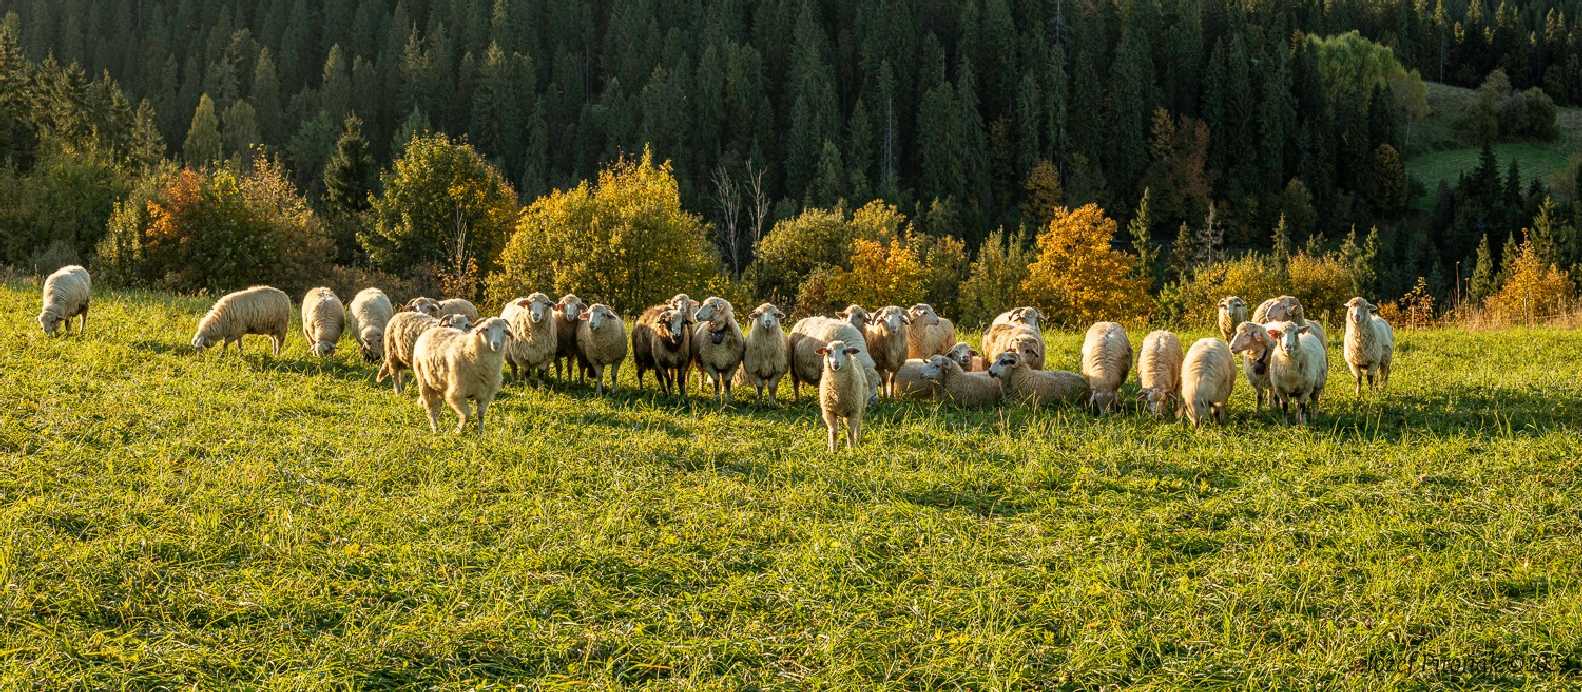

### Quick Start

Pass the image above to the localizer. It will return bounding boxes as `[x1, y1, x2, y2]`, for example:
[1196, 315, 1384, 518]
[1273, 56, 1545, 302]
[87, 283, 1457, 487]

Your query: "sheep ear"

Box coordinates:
[1368, 305, 1379, 314]
[969, 349, 979, 356]
[1297, 324, 1311, 334]
[1266, 329, 1284, 340]
[815, 347, 829, 356]
[578, 313, 590, 320]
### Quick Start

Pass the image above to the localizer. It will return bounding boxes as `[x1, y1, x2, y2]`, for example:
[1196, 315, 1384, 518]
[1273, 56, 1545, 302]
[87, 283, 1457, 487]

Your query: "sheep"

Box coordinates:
[1253, 295, 1327, 343]
[377, 312, 473, 393]
[864, 305, 911, 396]
[347, 288, 395, 362]
[788, 316, 881, 402]
[411, 317, 514, 434]
[437, 298, 481, 324]
[817, 339, 869, 452]
[1227, 322, 1275, 411]
[991, 306, 1044, 330]
[500, 293, 558, 384]
[1081, 321, 1133, 412]
[576, 303, 628, 395]
[552, 294, 589, 381]
[891, 359, 941, 400]
[300, 287, 345, 357]
[905, 303, 956, 358]
[632, 303, 693, 397]
[983, 322, 1045, 370]
[1217, 296, 1249, 342]
[736, 303, 789, 404]
[988, 351, 1089, 407]
[404, 297, 441, 316]
[1343, 297, 1395, 395]
[1136, 330, 1184, 417]
[1265, 320, 1328, 425]
[191, 285, 291, 356]
[926, 354, 1003, 407]
[37, 264, 90, 337]
[1180, 338, 1236, 427]
[691, 297, 746, 404]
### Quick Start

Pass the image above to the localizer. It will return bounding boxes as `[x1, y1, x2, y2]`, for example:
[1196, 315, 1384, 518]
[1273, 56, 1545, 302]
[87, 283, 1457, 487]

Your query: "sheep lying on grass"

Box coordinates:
[1343, 297, 1394, 395]
[818, 339, 868, 452]
[501, 293, 557, 384]
[577, 303, 627, 395]
[1081, 321, 1132, 413]
[411, 317, 513, 433]
[1181, 338, 1235, 427]
[983, 322, 1045, 370]
[924, 354, 1002, 407]
[988, 351, 1088, 407]
[38, 265, 90, 337]
[300, 287, 345, 357]
[1136, 330, 1183, 417]
[192, 286, 291, 356]
[347, 288, 394, 362]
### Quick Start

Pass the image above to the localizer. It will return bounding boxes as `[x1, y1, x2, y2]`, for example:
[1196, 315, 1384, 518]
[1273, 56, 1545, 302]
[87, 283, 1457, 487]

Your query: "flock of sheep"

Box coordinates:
[36, 263, 1398, 450]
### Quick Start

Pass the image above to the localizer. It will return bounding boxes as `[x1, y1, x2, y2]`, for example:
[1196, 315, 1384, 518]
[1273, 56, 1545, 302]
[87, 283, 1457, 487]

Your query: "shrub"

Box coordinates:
[1155, 254, 1285, 326]
[0, 145, 130, 270]
[1485, 232, 1576, 325]
[825, 236, 929, 310]
[1019, 204, 1152, 327]
[751, 202, 893, 305]
[958, 228, 1032, 328]
[1286, 251, 1357, 324]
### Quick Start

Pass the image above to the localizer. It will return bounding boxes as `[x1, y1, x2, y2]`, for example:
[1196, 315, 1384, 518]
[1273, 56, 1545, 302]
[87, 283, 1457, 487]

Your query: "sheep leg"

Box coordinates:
[475, 398, 490, 434]
[418, 386, 442, 433]
[78, 305, 88, 336]
[607, 362, 620, 394]
[446, 390, 470, 434]
[848, 416, 861, 449]
[591, 364, 605, 395]
[678, 365, 689, 399]
[823, 412, 839, 452]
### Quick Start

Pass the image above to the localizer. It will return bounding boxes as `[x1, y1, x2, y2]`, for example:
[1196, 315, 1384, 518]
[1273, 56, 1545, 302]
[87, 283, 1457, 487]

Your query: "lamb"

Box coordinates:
[946, 342, 980, 370]
[300, 287, 345, 357]
[552, 294, 588, 381]
[1081, 321, 1133, 412]
[411, 317, 514, 434]
[37, 264, 90, 337]
[377, 312, 472, 393]
[988, 351, 1089, 407]
[983, 322, 1045, 370]
[1343, 297, 1395, 395]
[576, 303, 628, 395]
[632, 303, 693, 397]
[905, 303, 957, 358]
[739, 303, 789, 404]
[1136, 330, 1184, 417]
[1180, 338, 1236, 427]
[347, 288, 395, 362]
[691, 297, 746, 404]
[1217, 296, 1249, 342]
[1227, 321, 1275, 411]
[191, 285, 291, 356]
[500, 292, 558, 383]
[437, 298, 481, 324]
[1265, 320, 1328, 425]
[817, 339, 869, 452]
[991, 306, 1044, 330]
[788, 316, 880, 402]
[926, 354, 1003, 407]
[864, 305, 911, 396]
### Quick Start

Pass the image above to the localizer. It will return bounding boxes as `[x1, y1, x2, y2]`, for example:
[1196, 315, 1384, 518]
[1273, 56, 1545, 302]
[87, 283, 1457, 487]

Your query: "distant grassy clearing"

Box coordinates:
[1405, 81, 1581, 208]
[2, 283, 1581, 686]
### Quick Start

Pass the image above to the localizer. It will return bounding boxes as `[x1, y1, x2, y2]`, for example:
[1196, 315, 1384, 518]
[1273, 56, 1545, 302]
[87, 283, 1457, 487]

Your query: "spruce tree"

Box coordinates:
[252, 49, 282, 145]
[1128, 187, 1159, 289]
[323, 114, 375, 215]
[182, 93, 223, 165]
[1469, 234, 1496, 302]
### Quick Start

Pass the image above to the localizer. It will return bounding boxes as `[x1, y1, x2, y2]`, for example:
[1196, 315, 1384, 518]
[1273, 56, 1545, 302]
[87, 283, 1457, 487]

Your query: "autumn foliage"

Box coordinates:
[1484, 232, 1576, 325]
[1019, 204, 1152, 326]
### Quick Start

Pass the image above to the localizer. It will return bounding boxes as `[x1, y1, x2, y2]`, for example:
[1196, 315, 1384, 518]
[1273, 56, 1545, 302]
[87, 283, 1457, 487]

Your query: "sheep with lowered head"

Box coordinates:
[553, 294, 588, 381]
[300, 287, 346, 357]
[788, 316, 880, 402]
[817, 339, 869, 452]
[905, 303, 956, 358]
[738, 303, 789, 404]
[1228, 321, 1275, 411]
[1343, 296, 1394, 395]
[691, 296, 746, 404]
[576, 303, 628, 395]
[411, 317, 514, 433]
[1217, 296, 1249, 342]
[632, 302, 693, 396]
[377, 312, 470, 393]
[1253, 295, 1327, 343]
[501, 293, 558, 383]
[192, 285, 291, 356]
[988, 351, 1088, 407]
[1180, 338, 1236, 427]
[1081, 321, 1133, 412]
[1265, 320, 1327, 425]
[347, 288, 395, 362]
[983, 322, 1045, 370]
[38, 265, 90, 337]
[1136, 330, 1184, 417]
[864, 305, 911, 396]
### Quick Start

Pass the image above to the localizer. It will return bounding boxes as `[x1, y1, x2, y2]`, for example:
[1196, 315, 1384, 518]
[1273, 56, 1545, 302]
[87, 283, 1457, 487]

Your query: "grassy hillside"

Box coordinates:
[3, 283, 1581, 686]
[1406, 82, 1582, 208]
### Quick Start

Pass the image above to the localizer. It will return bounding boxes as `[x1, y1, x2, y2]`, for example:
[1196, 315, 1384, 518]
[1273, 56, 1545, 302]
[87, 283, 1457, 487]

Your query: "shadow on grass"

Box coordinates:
[1303, 384, 1581, 440]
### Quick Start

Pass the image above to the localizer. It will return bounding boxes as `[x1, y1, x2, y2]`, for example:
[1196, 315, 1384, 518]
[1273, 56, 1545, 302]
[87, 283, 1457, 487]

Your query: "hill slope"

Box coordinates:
[1406, 82, 1582, 208]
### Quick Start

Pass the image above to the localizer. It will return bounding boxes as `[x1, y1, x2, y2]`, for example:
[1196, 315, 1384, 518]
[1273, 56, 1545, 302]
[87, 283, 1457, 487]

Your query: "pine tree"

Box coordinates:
[252, 49, 282, 145]
[1168, 221, 1195, 281]
[1128, 187, 1160, 289]
[221, 99, 261, 165]
[182, 93, 223, 165]
[809, 139, 844, 207]
[324, 114, 375, 214]
[127, 98, 166, 170]
[321, 44, 352, 123]
[1469, 234, 1496, 303]
[1272, 213, 1292, 268]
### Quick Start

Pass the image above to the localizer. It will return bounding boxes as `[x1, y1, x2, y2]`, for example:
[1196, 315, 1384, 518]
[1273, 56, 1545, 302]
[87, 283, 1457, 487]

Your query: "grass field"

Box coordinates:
[4, 283, 1582, 686]
[1405, 82, 1582, 209]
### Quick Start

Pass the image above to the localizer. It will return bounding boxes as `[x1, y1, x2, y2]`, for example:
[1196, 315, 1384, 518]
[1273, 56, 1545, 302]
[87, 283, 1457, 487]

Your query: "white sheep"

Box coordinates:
[691, 297, 745, 404]
[1253, 295, 1327, 343]
[576, 303, 628, 395]
[818, 339, 869, 452]
[632, 302, 693, 396]
[1136, 330, 1184, 417]
[377, 312, 468, 393]
[501, 293, 558, 383]
[1343, 297, 1394, 395]
[983, 322, 1045, 370]
[411, 317, 514, 433]
[788, 316, 880, 402]
[925, 354, 1003, 407]
[191, 286, 291, 356]
[1081, 321, 1133, 413]
[945, 341, 979, 370]
[404, 297, 442, 316]
[300, 287, 345, 357]
[1217, 296, 1249, 342]
[553, 294, 588, 381]
[739, 303, 789, 405]
[991, 306, 1044, 330]
[864, 305, 911, 397]
[891, 358, 940, 400]
[905, 303, 957, 358]
[1180, 338, 1236, 427]
[347, 288, 395, 362]
[837, 303, 872, 334]
[37, 264, 90, 336]
[988, 351, 1089, 407]
[1266, 320, 1328, 425]
[1227, 321, 1274, 411]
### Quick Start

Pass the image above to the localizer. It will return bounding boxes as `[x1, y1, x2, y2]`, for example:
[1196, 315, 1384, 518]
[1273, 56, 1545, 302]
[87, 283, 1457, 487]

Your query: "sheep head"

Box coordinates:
[441, 314, 471, 330]
[945, 342, 976, 368]
[556, 294, 587, 322]
[581, 303, 618, 330]
[1345, 297, 1377, 323]
[907, 303, 941, 326]
[406, 297, 441, 316]
[816, 339, 861, 372]
[872, 305, 909, 330]
[746, 303, 784, 331]
[37, 309, 63, 336]
[523, 293, 555, 323]
[1009, 306, 1043, 328]
[695, 296, 733, 324]
[987, 352, 1021, 380]
[472, 317, 514, 353]
[838, 304, 870, 330]
[1265, 321, 1309, 357]
[1138, 387, 1177, 417]
[358, 327, 384, 362]
[1228, 321, 1270, 356]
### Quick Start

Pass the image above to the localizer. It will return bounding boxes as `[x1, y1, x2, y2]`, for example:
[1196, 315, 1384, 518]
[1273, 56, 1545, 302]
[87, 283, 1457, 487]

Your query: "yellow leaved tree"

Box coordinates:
[1484, 231, 1576, 325]
[1019, 204, 1152, 326]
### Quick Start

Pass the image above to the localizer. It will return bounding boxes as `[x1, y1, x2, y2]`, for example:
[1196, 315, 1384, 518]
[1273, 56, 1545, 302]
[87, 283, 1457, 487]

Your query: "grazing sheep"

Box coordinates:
[191, 286, 291, 356]
[37, 265, 90, 337]
[553, 294, 589, 381]
[404, 297, 442, 316]
[1227, 322, 1275, 411]
[300, 287, 345, 357]
[788, 316, 880, 402]
[1343, 297, 1395, 395]
[576, 303, 628, 395]
[983, 322, 1046, 370]
[1217, 296, 1249, 342]
[1180, 338, 1236, 427]
[991, 306, 1044, 330]
[632, 303, 693, 397]
[739, 303, 789, 404]
[347, 288, 395, 362]
[817, 340, 869, 452]
[988, 351, 1089, 407]
[864, 305, 911, 396]
[927, 355, 1003, 407]
[905, 303, 956, 358]
[411, 317, 513, 434]
[501, 293, 558, 383]
[1136, 330, 1184, 417]
[1266, 320, 1328, 425]
[437, 298, 481, 324]
[691, 297, 746, 404]
[1081, 321, 1133, 412]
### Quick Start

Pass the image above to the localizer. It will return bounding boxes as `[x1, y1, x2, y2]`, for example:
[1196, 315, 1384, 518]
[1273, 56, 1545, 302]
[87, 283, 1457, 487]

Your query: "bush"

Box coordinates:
[487, 148, 720, 315]
[1156, 254, 1285, 326]
[751, 202, 891, 305]
[957, 228, 1031, 328]
[0, 145, 130, 270]
[825, 236, 929, 310]
[1485, 232, 1576, 325]
[1019, 204, 1152, 327]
